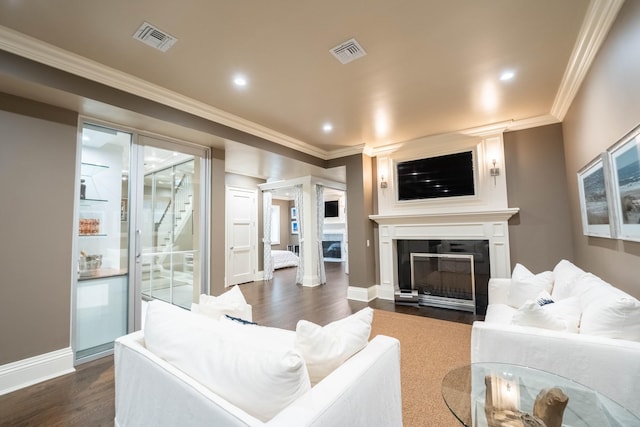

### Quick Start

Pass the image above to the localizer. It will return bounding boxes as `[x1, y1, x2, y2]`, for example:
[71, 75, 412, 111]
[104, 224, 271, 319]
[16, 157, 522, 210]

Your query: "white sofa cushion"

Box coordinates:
[511, 301, 567, 331]
[580, 297, 640, 341]
[507, 263, 554, 308]
[543, 296, 582, 333]
[144, 300, 310, 422]
[295, 307, 373, 385]
[551, 259, 586, 301]
[192, 285, 252, 321]
[484, 303, 517, 324]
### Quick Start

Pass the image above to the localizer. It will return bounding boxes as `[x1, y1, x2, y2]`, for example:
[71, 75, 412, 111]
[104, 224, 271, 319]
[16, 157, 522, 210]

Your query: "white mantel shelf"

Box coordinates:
[369, 208, 520, 225]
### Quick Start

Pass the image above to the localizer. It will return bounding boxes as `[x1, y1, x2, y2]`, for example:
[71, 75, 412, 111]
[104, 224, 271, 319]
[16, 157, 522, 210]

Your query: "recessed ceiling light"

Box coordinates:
[233, 75, 248, 87]
[500, 71, 515, 81]
[322, 123, 333, 133]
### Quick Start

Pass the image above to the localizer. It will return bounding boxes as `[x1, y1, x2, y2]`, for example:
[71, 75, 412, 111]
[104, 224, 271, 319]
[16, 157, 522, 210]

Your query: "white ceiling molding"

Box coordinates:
[551, 0, 625, 120]
[0, 24, 331, 161]
[507, 114, 561, 132]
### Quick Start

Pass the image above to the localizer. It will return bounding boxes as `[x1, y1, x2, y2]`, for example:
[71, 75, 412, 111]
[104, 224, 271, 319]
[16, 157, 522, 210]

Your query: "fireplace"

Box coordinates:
[322, 233, 344, 261]
[369, 209, 518, 316]
[396, 239, 489, 314]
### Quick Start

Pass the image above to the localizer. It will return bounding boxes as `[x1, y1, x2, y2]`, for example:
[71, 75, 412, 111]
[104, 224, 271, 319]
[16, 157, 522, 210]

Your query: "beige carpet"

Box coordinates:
[370, 309, 472, 427]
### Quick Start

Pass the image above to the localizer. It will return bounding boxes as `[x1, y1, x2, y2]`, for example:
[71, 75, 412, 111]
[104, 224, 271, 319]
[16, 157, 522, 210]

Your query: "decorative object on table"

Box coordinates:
[608, 123, 640, 241]
[577, 152, 616, 238]
[484, 375, 567, 427]
[80, 179, 86, 199]
[532, 387, 569, 427]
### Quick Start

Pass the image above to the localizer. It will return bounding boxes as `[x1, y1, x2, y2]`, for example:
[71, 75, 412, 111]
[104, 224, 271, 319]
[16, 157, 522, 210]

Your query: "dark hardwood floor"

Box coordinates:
[0, 262, 481, 426]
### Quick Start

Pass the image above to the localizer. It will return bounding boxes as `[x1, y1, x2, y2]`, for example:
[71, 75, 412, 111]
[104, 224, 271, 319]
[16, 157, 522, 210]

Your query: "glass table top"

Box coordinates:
[441, 363, 639, 427]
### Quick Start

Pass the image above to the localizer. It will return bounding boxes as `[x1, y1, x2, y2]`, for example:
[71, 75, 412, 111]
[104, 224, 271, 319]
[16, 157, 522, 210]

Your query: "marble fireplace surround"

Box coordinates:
[368, 209, 519, 302]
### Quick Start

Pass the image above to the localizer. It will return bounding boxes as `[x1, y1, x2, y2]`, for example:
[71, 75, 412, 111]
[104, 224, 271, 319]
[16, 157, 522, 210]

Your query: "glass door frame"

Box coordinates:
[129, 134, 211, 331]
[72, 117, 211, 364]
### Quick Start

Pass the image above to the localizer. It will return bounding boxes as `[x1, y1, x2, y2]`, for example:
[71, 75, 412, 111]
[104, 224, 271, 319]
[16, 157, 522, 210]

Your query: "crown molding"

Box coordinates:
[0, 25, 331, 160]
[507, 114, 561, 132]
[551, 0, 624, 120]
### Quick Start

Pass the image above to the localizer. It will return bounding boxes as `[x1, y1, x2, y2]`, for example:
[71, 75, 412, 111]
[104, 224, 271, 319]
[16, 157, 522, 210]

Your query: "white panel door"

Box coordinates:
[227, 187, 257, 285]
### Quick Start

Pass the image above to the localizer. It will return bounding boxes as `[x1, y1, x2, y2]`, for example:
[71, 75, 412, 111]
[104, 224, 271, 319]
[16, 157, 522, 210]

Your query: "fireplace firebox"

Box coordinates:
[396, 239, 490, 314]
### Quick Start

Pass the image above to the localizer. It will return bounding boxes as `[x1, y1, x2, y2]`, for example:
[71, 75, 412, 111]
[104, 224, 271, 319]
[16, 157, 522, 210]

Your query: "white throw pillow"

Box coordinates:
[507, 264, 554, 308]
[572, 273, 628, 311]
[144, 300, 310, 422]
[580, 297, 640, 341]
[543, 296, 582, 333]
[192, 285, 252, 321]
[511, 301, 567, 331]
[551, 260, 586, 301]
[295, 307, 373, 385]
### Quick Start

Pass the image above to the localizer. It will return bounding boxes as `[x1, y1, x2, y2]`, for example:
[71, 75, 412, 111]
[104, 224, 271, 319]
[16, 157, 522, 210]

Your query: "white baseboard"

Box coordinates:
[347, 285, 379, 302]
[0, 347, 75, 396]
[377, 285, 396, 301]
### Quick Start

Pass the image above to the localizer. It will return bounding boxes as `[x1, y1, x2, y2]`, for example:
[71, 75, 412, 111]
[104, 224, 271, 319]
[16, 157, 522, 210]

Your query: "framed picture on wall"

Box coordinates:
[608, 125, 640, 241]
[291, 220, 299, 234]
[290, 207, 297, 220]
[577, 153, 616, 238]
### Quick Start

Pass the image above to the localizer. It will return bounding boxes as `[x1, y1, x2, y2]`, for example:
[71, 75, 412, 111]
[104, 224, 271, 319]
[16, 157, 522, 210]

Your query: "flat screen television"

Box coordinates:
[324, 200, 339, 218]
[396, 151, 475, 201]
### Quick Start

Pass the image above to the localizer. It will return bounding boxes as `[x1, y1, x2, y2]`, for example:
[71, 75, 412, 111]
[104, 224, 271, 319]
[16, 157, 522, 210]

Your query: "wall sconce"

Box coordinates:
[380, 174, 388, 188]
[490, 159, 500, 185]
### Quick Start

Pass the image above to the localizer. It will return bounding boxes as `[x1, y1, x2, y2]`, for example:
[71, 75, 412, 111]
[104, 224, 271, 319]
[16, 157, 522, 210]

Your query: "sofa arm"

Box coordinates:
[268, 335, 402, 427]
[115, 331, 263, 427]
[471, 321, 640, 417]
[487, 278, 511, 305]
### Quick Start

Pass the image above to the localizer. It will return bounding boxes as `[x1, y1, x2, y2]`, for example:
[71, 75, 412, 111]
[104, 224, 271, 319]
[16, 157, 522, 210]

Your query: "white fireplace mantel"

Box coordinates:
[369, 208, 519, 225]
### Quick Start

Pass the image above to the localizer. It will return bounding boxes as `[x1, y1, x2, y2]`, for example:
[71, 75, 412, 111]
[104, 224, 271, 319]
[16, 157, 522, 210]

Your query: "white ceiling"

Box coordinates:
[0, 1, 622, 181]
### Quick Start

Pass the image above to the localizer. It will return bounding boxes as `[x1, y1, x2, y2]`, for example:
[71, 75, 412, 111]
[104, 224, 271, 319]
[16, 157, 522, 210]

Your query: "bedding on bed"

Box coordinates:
[272, 250, 299, 269]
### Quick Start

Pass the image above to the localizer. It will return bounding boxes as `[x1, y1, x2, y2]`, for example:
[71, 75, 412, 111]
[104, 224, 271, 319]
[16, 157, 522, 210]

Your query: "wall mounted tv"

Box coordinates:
[324, 200, 339, 218]
[396, 151, 475, 201]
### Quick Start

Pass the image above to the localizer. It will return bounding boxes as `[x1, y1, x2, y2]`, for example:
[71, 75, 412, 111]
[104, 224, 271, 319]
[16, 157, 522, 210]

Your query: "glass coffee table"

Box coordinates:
[442, 363, 639, 427]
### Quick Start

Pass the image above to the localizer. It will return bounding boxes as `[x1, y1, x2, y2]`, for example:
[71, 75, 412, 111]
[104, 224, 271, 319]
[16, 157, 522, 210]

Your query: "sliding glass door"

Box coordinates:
[135, 141, 206, 309]
[73, 123, 209, 363]
[74, 123, 132, 362]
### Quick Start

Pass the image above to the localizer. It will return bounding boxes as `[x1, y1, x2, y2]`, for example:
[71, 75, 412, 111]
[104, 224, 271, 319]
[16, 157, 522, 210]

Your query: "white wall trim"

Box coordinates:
[347, 285, 379, 302]
[0, 347, 74, 396]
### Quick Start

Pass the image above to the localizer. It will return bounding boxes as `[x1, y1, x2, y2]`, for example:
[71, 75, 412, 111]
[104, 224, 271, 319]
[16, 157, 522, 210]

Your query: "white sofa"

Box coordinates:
[471, 260, 640, 417]
[114, 301, 402, 427]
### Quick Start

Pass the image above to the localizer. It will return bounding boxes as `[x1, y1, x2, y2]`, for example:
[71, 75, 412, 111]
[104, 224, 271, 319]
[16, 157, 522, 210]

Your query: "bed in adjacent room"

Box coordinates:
[272, 250, 299, 269]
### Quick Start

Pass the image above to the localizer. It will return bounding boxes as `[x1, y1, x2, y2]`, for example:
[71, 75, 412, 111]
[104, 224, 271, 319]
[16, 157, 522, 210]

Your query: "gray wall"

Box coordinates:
[504, 124, 574, 272]
[329, 154, 377, 289]
[562, 0, 640, 297]
[0, 98, 78, 365]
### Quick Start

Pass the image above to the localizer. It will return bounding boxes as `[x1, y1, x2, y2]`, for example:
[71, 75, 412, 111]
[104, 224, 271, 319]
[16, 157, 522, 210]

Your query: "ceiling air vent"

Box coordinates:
[133, 22, 177, 52]
[329, 38, 367, 64]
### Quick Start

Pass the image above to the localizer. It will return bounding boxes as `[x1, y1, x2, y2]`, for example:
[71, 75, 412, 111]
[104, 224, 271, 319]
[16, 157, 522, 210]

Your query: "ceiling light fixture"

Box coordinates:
[500, 71, 515, 81]
[233, 75, 248, 87]
[322, 123, 333, 133]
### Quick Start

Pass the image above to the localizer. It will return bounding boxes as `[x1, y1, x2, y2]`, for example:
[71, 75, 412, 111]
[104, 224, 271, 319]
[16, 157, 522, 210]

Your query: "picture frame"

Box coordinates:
[291, 220, 299, 234]
[290, 207, 297, 220]
[577, 153, 615, 238]
[608, 125, 640, 242]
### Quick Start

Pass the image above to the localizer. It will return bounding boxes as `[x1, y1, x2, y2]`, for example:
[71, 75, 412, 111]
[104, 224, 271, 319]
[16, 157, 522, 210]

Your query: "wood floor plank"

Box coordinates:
[0, 263, 479, 426]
